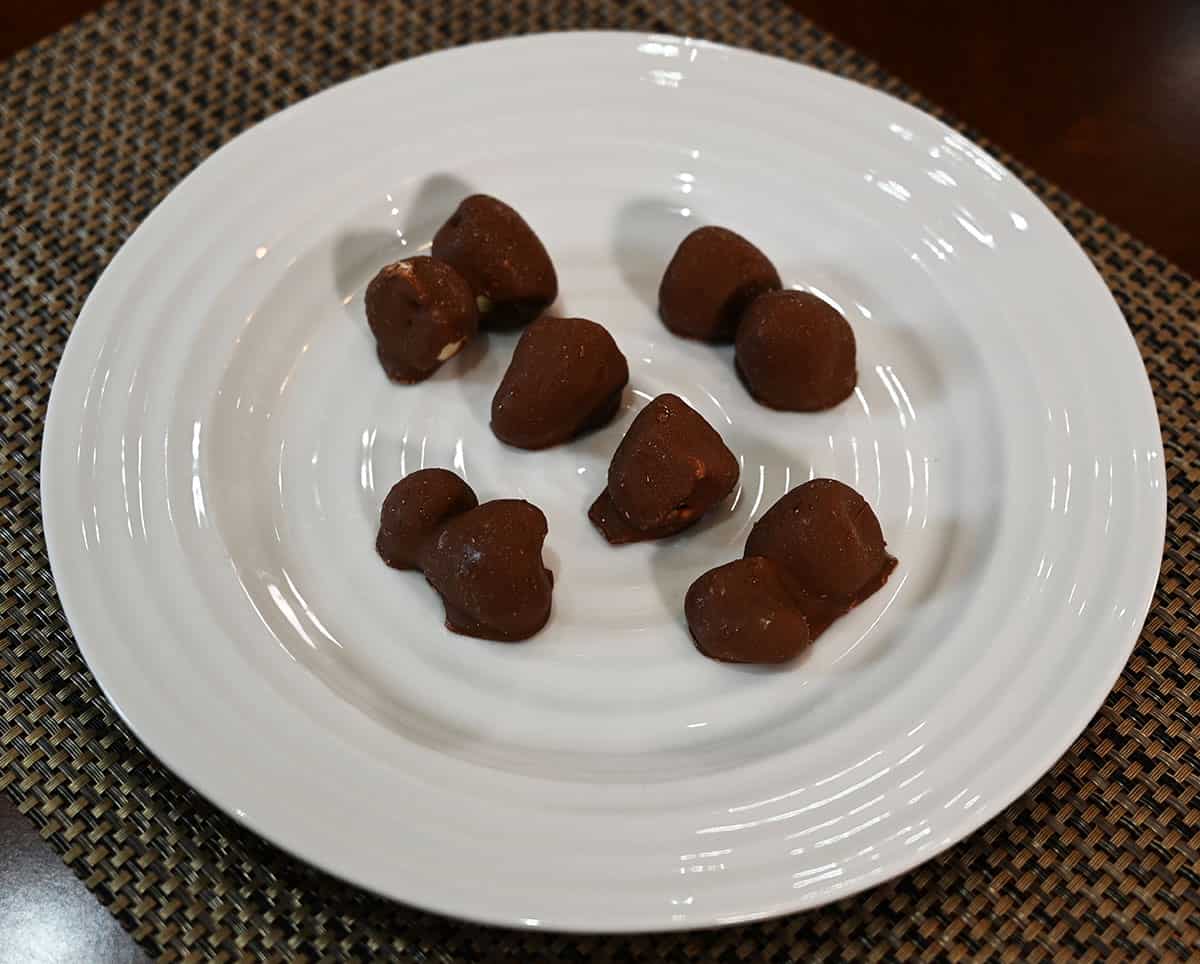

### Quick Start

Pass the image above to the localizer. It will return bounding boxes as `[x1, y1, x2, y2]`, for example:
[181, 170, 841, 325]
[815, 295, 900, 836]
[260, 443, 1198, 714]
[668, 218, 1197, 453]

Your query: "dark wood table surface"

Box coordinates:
[2, 2, 1197, 960]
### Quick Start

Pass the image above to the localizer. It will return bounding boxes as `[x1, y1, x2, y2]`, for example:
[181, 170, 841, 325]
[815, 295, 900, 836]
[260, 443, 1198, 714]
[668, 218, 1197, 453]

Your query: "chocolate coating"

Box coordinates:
[658, 226, 782, 341]
[364, 257, 479, 383]
[376, 469, 478, 570]
[736, 290, 857, 410]
[491, 316, 629, 449]
[421, 500, 554, 641]
[744, 479, 896, 634]
[432, 194, 558, 330]
[686, 557, 812, 664]
[589, 393, 739, 544]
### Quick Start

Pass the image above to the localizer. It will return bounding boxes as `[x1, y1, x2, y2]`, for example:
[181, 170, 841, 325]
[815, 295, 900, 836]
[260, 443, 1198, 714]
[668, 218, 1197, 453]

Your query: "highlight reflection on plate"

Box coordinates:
[42, 32, 1164, 931]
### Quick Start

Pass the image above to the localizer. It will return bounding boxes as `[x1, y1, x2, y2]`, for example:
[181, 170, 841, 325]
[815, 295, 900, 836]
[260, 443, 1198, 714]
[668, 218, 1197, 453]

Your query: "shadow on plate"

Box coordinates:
[331, 171, 478, 313]
[611, 196, 701, 313]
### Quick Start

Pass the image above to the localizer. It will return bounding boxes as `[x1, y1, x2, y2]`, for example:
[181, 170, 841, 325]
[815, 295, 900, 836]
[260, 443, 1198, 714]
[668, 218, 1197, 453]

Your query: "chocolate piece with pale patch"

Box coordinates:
[364, 256, 478, 383]
[432, 194, 557, 330]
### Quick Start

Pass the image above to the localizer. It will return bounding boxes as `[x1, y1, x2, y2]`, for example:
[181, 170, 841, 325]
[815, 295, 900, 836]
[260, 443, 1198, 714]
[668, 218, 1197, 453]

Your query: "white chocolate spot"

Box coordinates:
[379, 259, 415, 279]
[476, 294, 492, 314]
[437, 338, 466, 362]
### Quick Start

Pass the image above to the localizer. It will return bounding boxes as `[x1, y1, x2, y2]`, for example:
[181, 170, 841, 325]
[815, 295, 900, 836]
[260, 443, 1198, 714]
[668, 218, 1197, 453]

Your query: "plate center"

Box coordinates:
[202, 169, 994, 778]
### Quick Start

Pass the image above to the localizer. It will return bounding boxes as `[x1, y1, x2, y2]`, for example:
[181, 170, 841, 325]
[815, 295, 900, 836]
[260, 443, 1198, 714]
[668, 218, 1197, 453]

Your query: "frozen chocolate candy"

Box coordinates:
[491, 316, 629, 450]
[432, 194, 558, 330]
[658, 226, 782, 341]
[421, 500, 554, 642]
[376, 468, 478, 570]
[744, 478, 896, 635]
[589, 393, 739, 544]
[364, 257, 479, 383]
[685, 557, 812, 664]
[736, 290, 857, 411]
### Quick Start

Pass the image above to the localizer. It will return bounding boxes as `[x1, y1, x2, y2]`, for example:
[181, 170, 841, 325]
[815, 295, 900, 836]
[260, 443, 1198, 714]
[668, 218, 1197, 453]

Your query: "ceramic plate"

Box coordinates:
[42, 32, 1165, 931]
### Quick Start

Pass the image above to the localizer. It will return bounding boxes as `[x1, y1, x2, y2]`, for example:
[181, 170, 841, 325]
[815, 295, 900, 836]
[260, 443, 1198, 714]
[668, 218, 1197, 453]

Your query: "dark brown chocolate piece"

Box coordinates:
[376, 469, 478, 570]
[736, 290, 857, 411]
[491, 316, 629, 450]
[658, 226, 782, 341]
[589, 393, 739, 544]
[421, 500, 554, 641]
[744, 478, 896, 636]
[364, 257, 479, 383]
[432, 194, 558, 330]
[685, 557, 812, 664]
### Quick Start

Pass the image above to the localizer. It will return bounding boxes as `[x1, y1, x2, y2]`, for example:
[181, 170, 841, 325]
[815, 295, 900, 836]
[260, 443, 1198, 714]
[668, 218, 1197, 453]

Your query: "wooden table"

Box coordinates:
[795, 0, 1200, 277]
[1, 3, 1197, 960]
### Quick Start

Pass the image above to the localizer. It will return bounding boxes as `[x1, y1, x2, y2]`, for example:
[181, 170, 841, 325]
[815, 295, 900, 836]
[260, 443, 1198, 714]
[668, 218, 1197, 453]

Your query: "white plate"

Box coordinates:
[42, 32, 1165, 931]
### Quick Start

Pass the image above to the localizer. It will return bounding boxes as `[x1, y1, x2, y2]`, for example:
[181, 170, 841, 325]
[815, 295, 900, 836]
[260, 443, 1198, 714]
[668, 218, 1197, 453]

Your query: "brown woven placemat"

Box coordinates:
[2, 0, 1198, 959]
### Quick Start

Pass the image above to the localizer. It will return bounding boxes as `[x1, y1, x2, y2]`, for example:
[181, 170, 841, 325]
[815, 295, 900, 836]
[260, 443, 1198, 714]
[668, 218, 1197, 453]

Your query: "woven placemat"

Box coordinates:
[2, 0, 1198, 959]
